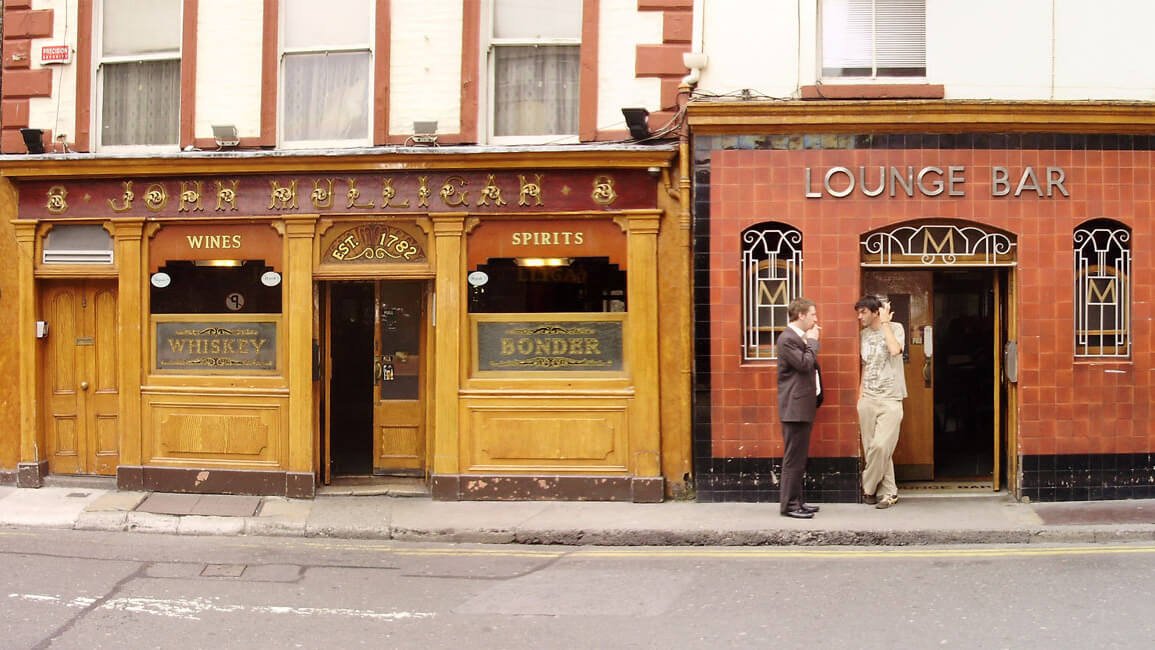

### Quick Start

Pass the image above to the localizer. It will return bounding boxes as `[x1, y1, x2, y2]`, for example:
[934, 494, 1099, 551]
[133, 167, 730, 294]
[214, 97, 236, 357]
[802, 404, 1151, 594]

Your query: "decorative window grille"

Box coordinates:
[861, 221, 1016, 267]
[1074, 220, 1130, 358]
[821, 0, 926, 79]
[742, 224, 802, 361]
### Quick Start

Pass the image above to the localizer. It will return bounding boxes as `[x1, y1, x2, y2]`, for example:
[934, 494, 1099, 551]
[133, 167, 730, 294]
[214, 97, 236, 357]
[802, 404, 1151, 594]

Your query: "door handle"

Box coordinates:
[80, 381, 89, 391]
[373, 360, 382, 383]
[922, 358, 931, 388]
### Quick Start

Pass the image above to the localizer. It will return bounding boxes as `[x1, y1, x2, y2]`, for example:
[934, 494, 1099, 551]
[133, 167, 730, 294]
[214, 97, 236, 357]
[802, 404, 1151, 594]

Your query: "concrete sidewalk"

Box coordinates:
[2, 485, 1155, 546]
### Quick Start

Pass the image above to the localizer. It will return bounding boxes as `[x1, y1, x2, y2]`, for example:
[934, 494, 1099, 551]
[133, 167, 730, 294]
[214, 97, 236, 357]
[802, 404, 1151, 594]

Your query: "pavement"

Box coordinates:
[2, 483, 1155, 546]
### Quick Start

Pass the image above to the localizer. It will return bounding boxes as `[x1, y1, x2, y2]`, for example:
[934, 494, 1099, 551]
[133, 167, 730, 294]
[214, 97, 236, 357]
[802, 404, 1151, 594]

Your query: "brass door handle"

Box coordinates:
[922, 358, 931, 388]
[80, 381, 89, 391]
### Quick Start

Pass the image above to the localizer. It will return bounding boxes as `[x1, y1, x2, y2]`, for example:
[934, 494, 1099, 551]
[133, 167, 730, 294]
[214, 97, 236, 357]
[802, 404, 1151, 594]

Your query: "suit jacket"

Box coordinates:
[777, 326, 821, 422]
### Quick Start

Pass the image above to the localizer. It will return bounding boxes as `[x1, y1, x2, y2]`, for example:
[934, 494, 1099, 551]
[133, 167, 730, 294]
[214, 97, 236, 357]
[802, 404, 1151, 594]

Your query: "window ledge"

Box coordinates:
[801, 84, 945, 100]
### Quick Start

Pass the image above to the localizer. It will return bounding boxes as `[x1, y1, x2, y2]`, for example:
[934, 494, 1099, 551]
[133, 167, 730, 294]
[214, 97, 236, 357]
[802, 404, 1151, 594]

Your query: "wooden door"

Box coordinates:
[41, 281, 120, 475]
[862, 271, 934, 480]
[372, 281, 426, 473]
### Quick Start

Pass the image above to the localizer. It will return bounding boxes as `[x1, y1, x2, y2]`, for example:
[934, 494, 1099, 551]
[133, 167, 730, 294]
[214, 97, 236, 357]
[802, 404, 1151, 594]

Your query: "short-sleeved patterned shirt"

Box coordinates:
[860, 322, 907, 400]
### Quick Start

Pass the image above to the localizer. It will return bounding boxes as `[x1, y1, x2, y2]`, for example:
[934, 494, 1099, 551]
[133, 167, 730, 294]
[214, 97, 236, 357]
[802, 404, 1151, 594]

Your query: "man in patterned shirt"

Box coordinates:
[855, 294, 907, 509]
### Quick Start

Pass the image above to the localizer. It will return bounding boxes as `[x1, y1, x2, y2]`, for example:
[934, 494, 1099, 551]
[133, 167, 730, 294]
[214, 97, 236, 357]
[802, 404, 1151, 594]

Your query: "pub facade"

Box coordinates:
[1, 147, 689, 499]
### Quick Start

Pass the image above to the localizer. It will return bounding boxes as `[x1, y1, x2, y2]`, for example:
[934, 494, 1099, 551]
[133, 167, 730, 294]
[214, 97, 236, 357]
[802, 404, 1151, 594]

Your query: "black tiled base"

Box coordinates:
[1020, 453, 1155, 502]
[694, 457, 860, 503]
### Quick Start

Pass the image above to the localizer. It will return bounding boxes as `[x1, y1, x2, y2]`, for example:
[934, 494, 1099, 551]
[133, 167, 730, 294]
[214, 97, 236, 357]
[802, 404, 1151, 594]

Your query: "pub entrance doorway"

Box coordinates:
[321, 281, 429, 483]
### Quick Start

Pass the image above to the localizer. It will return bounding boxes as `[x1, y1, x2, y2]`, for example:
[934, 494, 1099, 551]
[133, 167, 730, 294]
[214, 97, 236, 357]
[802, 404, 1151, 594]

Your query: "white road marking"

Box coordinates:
[8, 593, 434, 622]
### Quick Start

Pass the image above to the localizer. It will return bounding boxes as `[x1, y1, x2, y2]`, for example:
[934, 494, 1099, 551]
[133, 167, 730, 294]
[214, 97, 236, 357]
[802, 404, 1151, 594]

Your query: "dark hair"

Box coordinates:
[854, 294, 883, 313]
[787, 297, 815, 321]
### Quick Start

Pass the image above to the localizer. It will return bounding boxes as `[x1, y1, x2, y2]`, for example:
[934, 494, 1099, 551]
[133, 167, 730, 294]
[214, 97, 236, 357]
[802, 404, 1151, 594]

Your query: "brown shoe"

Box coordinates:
[863, 493, 878, 505]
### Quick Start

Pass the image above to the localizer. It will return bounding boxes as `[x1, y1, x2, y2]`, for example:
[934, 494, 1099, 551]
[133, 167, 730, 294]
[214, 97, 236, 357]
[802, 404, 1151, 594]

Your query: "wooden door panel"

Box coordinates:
[863, 271, 934, 480]
[40, 281, 119, 476]
[374, 400, 421, 469]
[89, 284, 120, 474]
[372, 281, 426, 474]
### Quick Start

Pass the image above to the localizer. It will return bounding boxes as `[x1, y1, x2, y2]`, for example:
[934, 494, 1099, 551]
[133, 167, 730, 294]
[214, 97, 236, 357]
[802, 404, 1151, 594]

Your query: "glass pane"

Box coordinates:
[101, 60, 180, 145]
[282, 52, 371, 142]
[44, 225, 113, 252]
[150, 261, 282, 314]
[495, 0, 581, 39]
[378, 282, 422, 400]
[493, 45, 579, 136]
[284, 0, 372, 48]
[468, 258, 626, 313]
[822, 0, 872, 71]
[103, 0, 180, 56]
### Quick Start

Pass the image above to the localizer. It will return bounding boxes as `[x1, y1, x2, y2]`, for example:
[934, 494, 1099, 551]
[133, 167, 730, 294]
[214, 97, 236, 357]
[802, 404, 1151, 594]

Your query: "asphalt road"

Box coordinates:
[2, 528, 1154, 649]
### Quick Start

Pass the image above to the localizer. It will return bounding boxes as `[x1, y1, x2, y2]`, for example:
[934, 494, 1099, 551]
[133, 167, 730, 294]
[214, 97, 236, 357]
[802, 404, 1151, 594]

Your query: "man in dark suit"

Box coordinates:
[777, 297, 822, 519]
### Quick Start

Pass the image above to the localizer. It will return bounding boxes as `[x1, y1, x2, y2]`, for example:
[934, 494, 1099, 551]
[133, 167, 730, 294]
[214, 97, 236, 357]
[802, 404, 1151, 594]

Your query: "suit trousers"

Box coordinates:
[779, 420, 813, 513]
[857, 396, 903, 498]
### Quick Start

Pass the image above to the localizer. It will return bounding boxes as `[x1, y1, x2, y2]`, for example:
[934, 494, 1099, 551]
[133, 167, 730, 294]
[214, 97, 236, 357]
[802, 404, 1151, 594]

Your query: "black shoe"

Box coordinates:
[863, 493, 878, 505]
[781, 509, 814, 519]
[799, 504, 820, 513]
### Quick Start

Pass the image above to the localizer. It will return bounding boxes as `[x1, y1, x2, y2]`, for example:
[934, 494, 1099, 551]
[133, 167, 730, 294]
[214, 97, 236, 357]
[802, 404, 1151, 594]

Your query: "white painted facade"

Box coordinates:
[693, 0, 1155, 101]
[20, 0, 668, 148]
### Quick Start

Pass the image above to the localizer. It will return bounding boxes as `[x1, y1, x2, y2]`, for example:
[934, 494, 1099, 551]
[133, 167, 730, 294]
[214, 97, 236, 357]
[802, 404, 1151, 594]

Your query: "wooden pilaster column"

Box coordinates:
[623, 210, 663, 500]
[13, 220, 43, 486]
[111, 218, 145, 469]
[282, 216, 318, 480]
[429, 213, 466, 498]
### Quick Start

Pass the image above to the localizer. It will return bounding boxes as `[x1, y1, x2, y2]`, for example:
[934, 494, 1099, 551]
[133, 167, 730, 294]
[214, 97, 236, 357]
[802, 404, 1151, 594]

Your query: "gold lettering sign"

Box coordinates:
[477, 320, 623, 371]
[156, 322, 277, 373]
[325, 223, 427, 263]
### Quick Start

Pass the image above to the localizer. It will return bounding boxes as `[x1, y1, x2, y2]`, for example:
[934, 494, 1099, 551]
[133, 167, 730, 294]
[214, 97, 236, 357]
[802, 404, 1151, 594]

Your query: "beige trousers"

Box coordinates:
[857, 396, 903, 498]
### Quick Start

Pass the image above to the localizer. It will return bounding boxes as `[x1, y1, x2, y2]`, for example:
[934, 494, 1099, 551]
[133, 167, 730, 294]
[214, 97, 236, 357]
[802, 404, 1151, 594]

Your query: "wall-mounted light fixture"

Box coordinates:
[408, 120, 439, 146]
[621, 108, 651, 141]
[20, 128, 45, 154]
[211, 124, 239, 148]
[194, 259, 244, 267]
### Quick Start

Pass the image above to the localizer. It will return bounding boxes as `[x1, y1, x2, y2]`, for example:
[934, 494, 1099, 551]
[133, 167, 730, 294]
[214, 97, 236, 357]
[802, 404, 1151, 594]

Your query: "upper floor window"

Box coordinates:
[1074, 219, 1131, 358]
[821, 0, 925, 79]
[742, 223, 803, 361]
[280, 0, 373, 148]
[489, 0, 581, 142]
[97, 0, 181, 149]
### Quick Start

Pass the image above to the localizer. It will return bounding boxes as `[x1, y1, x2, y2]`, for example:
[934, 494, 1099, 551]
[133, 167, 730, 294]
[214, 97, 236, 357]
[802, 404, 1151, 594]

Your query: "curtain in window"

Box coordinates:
[493, 45, 579, 137]
[282, 52, 371, 142]
[101, 60, 180, 146]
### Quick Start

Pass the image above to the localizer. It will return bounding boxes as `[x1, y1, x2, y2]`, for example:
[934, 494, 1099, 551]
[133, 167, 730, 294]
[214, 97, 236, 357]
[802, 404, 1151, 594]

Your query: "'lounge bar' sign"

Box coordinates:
[476, 319, 623, 372]
[156, 321, 277, 372]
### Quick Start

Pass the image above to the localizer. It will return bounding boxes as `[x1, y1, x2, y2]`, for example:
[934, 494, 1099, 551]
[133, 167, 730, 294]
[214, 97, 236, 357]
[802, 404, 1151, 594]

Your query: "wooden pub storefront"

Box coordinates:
[1, 145, 690, 500]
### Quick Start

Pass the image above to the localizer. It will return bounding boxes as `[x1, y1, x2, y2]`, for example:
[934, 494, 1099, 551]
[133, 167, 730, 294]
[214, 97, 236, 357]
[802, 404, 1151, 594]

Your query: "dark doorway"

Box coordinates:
[932, 269, 996, 480]
[328, 283, 374, 475]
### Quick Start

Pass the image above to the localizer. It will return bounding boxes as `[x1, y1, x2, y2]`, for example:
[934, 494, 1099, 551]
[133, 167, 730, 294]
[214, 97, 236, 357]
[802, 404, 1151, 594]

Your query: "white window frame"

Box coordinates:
[483, 0, 581, 145]
[278, 0, 374, 149]
[819, 0, 926, 82]
[93, 0, 182, 153]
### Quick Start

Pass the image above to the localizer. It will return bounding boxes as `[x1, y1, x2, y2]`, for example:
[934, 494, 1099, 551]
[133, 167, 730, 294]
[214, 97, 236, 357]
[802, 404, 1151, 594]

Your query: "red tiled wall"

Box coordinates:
[709, 147, 1155, 459]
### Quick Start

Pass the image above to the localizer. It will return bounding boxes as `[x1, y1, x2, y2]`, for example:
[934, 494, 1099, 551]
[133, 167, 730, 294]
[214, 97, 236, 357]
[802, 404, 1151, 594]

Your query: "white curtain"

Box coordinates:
[282, 51, 370, 143]
[101, 59, 180, 146]
[493, 45, 579, 137]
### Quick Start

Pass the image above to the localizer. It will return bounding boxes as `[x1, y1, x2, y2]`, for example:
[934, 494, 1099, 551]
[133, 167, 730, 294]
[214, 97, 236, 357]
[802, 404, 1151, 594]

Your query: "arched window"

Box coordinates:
[741, 223, 802, 360]
[1074, 219, 1130, 358]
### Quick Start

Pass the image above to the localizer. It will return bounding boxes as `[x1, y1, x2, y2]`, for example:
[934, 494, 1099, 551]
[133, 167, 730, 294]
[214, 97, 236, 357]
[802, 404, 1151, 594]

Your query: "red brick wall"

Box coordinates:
[708, 146, 1155, 460]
